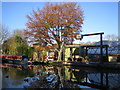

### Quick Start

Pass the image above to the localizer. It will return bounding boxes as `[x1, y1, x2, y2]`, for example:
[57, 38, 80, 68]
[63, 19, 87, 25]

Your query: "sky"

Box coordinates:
[2, 1, 119, 43]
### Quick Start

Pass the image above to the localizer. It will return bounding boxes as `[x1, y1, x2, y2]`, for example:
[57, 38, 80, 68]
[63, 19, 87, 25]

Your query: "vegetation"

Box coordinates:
[2, 29, 34, 58]
[24, 2, 84, 61]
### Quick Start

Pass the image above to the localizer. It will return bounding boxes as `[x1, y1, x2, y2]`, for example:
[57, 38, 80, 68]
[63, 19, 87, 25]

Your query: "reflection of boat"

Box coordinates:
[31, 61, 48, 65]
[0, 63, 22, 69]
[0, 63, 29, 70]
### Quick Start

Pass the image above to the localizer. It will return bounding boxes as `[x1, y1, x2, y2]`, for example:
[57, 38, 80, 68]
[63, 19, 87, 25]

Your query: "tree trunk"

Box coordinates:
[58, 49, 62, 61]
[70, 39, 73, 61]
[57, 42, 65, 61]
[57, 67, 63, 88]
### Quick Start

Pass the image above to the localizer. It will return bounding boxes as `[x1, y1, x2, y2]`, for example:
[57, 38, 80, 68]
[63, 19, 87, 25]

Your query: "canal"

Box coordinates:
[1, 64, 120, 89]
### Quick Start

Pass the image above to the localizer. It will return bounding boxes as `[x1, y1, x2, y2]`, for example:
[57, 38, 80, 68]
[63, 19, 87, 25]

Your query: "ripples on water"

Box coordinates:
[1, 64, 120, 89]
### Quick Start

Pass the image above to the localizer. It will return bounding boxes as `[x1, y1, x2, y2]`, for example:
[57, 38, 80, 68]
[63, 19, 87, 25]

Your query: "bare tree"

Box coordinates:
[13, 29, 25, 39]
[104, 34, 118, 46]
[0, 24, 10, 45]
[104, 34, 119, 55]
[105, 34, 118, 41]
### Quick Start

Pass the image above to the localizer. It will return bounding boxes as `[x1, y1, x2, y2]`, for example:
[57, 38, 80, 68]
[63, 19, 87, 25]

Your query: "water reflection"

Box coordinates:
[66, 67, 120, 89]
[2, 64, 120, 89]
[87, 73, 120, 88]
[2, 66, 35, 88]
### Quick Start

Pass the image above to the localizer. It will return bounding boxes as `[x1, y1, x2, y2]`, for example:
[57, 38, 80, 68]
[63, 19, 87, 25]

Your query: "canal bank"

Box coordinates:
[48, 61, 120, 70]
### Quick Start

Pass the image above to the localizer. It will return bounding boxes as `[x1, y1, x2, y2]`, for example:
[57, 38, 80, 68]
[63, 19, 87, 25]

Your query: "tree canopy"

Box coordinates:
[24, 2, 84, 60]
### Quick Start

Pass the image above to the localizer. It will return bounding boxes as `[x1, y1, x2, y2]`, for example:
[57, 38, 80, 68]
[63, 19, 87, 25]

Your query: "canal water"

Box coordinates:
[1, 64, 120, 89]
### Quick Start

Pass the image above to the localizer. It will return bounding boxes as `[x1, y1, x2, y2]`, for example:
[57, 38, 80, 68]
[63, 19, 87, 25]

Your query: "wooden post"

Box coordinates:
[86, 47, 88, 56]
[100, 72, 103, 86]
[106, 46, 108, 62]
[106, 73, 108, 86]
[100, 33, 103, 64]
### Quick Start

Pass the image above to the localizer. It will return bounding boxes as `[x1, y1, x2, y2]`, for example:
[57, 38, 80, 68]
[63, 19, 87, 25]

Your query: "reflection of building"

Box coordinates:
[72, 70, 86, 82]
[88, 73, 120, 88]
[45, 66, 54, 73]
[64, 67, 120, 89]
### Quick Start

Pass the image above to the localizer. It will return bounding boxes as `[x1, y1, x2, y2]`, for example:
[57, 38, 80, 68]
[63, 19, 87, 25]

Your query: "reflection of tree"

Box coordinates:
[2, 68, 9, 75]
[8, 68, 34, 80]
[12, 80, 22, 86]
[54, 67, 82, 88]
[2, 67, 35, 87]
[33, 65, 46, 74]
[53, 67, 65, 88]
[2, 68, 9, 88]
[54, 66, 58, 75]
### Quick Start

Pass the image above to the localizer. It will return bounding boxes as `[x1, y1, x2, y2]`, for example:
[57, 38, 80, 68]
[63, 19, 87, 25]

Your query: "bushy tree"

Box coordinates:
[2, 35, 34, 57]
